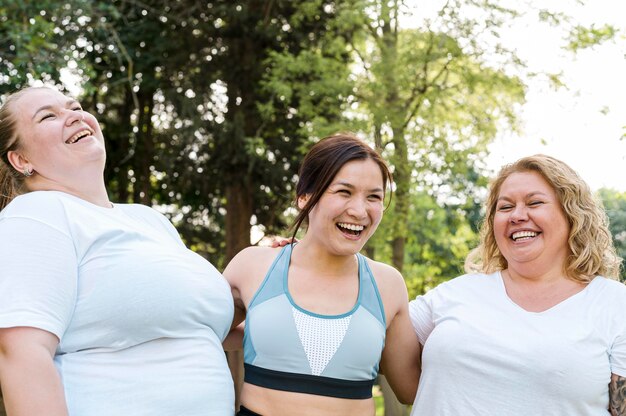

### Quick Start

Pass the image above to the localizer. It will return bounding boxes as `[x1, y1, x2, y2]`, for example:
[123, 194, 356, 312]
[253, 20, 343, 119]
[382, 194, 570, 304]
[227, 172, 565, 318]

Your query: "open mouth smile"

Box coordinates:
[336, 222, 365, 237]
[66, 128, 94, 144]
[511, 231, 539, 242]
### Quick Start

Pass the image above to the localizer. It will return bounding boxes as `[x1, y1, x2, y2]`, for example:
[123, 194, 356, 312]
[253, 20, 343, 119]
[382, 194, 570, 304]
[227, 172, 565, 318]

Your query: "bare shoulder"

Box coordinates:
[364, 257, 406, 291]
[224, 246, 280, 274]
[228, 245, 278, 264]
[223, 245, 284, 289]
[363, 257, 409, 318]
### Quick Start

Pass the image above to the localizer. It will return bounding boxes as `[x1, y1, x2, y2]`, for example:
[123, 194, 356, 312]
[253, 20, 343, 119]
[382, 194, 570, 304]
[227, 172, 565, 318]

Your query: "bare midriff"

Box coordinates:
[240, 383, 376, 416]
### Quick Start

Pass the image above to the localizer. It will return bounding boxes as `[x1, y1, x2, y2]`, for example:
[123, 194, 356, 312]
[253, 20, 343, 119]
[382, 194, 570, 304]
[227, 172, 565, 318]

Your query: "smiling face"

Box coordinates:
[8, 87, 106, 186]
[493, 170, 571, 276]
[301, 158, 385, 256]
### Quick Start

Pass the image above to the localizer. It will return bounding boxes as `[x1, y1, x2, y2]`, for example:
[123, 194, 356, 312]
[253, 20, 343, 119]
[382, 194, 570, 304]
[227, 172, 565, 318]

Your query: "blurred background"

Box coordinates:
[1, 1, 624, 415]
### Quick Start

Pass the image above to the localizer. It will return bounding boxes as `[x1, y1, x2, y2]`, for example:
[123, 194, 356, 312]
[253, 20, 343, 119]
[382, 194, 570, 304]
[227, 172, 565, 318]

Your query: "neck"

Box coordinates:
[28, 176, 112, 208]
[502, 267, 587, 313]
[504, 266, 568, 286]
[291, 237, 357, 276]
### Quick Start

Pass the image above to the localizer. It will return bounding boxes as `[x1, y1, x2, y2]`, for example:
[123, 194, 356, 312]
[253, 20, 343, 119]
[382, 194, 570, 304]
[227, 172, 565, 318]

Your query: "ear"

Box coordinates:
[6, 150, 31, 174]
[297, 194, 310, 210]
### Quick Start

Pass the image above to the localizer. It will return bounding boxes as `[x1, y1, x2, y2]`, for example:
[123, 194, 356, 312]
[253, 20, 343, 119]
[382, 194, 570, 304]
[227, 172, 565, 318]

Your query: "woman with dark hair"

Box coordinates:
[0, 86, 235, 415]
[409, 154, 626, 415]
[224, 133, 421, 416]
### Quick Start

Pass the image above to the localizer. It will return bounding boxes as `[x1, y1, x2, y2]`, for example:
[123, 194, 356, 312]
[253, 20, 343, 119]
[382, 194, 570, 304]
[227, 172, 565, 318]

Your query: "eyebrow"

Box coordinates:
[331, 181, 384, 193]
[32, 99, 80, 120]
[497, 191, 548, 202]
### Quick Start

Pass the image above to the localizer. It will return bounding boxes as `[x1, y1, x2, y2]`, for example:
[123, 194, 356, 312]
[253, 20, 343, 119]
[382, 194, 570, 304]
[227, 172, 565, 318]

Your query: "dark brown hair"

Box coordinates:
[290, 133, 392, 239]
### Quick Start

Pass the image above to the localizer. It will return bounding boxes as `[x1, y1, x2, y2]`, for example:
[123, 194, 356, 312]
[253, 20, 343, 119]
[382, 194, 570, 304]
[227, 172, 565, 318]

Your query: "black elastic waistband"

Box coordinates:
[243, 363, 374, 399]
[237, 405, 263, 416]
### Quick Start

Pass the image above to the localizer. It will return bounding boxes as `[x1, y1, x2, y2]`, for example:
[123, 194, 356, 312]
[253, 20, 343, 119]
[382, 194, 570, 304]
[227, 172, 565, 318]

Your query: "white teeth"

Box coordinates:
[66, 129, 93, 144]
[512, 231, 538, 241]
[337, 222, 364, 231]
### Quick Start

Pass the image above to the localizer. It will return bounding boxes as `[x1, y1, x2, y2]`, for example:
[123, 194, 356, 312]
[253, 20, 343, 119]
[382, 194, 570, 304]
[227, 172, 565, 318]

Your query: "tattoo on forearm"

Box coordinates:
[610, 375, 626, 416]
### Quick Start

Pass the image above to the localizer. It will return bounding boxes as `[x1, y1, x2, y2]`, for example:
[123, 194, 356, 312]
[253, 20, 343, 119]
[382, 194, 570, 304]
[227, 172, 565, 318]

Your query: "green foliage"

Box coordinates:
[369, 189, 479, 298]
[1, 0, 618, 279]
[0, 0, 91, 92]
[58, 0, 361, 265]
[566, 24, 618, 51]
[351, 0, 526, 277]
[598, 189, 626, 282]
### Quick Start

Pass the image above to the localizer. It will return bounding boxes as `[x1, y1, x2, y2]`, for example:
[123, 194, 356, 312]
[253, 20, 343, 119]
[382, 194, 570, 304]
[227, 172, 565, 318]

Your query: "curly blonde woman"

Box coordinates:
[409, 154, 625, 416]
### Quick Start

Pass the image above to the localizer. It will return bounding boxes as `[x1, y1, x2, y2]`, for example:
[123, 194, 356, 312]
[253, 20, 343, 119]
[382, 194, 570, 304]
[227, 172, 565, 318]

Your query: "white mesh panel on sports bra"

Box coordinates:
[292, 307, 352, 375]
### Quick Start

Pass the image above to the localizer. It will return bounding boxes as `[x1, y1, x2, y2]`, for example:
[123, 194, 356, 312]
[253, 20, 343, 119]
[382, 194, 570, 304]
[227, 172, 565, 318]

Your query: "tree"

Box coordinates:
[0, 0, 92, 94]
[348, 1, 617, 414]
[66, 0, 361, 270]
[350, 3, 524, 410]
[599, 188, 626, 282]
[351, 0, 524, 276]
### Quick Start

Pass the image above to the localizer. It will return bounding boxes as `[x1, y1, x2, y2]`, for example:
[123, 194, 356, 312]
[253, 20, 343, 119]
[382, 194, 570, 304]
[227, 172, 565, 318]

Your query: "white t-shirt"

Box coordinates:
[409, 271, 626, 416]
[0, 191, 235, 416]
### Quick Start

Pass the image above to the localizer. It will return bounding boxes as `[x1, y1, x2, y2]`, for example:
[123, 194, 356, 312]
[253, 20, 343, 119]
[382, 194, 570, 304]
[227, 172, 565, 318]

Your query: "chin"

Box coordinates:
[337, 242, 368, 256]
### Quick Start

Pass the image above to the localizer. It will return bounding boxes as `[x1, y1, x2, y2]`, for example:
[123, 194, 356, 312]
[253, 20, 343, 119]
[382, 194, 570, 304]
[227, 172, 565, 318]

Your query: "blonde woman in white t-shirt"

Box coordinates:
[0, 86, 235, 415]
[409, 154, 625, 416]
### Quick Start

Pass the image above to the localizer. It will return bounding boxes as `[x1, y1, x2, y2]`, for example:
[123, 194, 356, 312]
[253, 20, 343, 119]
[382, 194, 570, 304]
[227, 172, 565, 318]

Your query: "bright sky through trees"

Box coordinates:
[402, 0, 626, 191]
[485, 0, 626, 192]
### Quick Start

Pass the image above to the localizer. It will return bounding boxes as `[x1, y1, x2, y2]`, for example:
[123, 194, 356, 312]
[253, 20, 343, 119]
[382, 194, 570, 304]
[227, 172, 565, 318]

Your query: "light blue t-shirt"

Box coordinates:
[0, 191, 234, 415]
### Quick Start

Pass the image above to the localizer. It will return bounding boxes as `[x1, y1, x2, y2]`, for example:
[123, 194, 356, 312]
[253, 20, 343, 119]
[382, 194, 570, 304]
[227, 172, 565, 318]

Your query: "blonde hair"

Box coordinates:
[0, 87, 48, 210]
[465, 154, 622, 282]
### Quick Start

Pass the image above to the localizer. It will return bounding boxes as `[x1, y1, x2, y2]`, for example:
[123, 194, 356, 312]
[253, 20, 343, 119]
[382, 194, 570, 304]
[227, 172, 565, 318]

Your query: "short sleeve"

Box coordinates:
[610, 309, 626, 377]
[409, 292, 436, 345]
[0, 217, 78, 340]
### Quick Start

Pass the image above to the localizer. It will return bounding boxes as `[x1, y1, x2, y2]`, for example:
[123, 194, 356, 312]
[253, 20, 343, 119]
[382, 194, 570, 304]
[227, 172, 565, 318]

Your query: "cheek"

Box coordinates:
[85, 115, 103, 134]
[22, 137, 49, 160]
[85, 113, 99, 125]
[492, 216, 509, 242]
[369, 205, 384, 226]
[494, 233, 508, 250]
[551, 215, 571, 241]
[493, 214, 507, 231]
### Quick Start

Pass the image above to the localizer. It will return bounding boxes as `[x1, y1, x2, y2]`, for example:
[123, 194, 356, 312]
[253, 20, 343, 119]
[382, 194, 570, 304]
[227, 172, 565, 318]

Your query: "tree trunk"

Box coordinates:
[388, 113, 410, 276]
[133, 90, 155, 205]
[224, 181, 253, 410]
[221, 1, 274, 409]
[379, 3, 410, 413]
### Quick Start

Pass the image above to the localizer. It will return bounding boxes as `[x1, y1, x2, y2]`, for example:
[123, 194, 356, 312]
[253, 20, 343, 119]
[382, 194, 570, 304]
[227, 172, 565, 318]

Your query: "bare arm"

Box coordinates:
[377, 268, 421, 404]
[222, 246, 275, 351]
[0, 327, 68, 416]
[222, 322, 244, 351]
[610, 373, 626, 416]
[222, 261, 247, 352]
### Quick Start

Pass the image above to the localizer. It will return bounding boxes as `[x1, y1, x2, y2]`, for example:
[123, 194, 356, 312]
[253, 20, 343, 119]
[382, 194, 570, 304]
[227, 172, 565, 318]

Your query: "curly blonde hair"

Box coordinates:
[465, 154, 622, 282]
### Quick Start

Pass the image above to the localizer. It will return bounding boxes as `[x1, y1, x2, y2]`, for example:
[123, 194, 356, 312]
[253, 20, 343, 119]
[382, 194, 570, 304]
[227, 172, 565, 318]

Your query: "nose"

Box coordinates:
[65, 109, 84, 126]
[346, 197, 368, 219]
[509, 204, 528, 223]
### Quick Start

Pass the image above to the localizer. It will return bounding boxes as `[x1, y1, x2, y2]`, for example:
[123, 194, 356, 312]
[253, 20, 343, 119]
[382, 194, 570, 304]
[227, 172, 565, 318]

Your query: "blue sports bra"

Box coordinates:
[243, 244, 387, 399]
